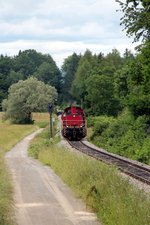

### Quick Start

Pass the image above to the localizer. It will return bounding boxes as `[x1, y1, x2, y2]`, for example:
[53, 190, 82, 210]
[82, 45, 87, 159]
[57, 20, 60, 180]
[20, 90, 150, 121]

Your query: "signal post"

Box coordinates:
[48, 103, 53, 139]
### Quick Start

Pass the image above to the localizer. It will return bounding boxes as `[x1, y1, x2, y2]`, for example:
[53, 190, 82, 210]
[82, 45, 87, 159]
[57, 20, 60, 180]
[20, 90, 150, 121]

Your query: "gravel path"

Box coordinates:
[5, 130, 101, 225]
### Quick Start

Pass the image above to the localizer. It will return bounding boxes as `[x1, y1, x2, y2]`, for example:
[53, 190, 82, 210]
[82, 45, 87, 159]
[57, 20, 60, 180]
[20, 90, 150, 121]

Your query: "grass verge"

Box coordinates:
[29, 129, 150, 225]
[0, 150, 14, 225]
[0, 112, 49, 225]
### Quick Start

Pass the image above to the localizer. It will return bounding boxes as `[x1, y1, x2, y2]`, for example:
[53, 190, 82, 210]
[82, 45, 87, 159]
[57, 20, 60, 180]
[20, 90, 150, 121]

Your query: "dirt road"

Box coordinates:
[5, 130, 101, 225]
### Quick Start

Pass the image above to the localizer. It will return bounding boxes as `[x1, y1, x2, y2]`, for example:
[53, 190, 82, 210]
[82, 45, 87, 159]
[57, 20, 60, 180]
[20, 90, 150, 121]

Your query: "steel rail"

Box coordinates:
[68, 140, 150, 185]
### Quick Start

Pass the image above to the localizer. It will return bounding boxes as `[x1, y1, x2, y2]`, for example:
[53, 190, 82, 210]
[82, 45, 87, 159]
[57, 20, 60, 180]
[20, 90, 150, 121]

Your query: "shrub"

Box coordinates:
[136, 137, 150, 164]
[89, 109, 150, 164]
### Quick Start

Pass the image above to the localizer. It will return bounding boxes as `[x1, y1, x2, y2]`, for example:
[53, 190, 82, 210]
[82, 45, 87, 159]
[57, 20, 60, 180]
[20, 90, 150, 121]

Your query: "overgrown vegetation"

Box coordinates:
[29, 129, 150, 225]
[88, 109, 150, 164]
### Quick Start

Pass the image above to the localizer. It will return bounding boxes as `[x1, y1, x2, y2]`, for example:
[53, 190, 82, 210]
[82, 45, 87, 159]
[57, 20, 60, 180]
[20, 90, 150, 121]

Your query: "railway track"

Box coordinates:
[68, 140, 150, 185]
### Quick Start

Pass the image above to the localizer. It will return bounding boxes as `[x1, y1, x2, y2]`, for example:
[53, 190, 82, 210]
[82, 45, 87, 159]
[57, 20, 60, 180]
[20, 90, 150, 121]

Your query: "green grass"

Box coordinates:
[0, 112, 49, 225]
[29, 129, 150, 225]
[0, 150, 14, 225]
[0, 112, 49, 151]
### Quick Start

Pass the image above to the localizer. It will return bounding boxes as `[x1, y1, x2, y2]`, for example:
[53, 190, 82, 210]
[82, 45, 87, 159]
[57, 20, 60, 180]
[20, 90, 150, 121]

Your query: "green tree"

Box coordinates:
[86, 74, 119, 116]
[7, 70, 24, 86]
[33, 61, 62, 93]
[0, 50, 61, 109]
[123, 48, 135, 65]
[14, 50, 43, 78]
[71, 50, 97, 105]
[102, 48, 123, 70]
[2, 77, 57, 123]
[116, 0, 150, 42]
[0, 55, 13, 75]
[114, 41, 150, 117]
[13, 50, 61, 83]
[61, 53, 80, 103]
[0, 55, 13, 108]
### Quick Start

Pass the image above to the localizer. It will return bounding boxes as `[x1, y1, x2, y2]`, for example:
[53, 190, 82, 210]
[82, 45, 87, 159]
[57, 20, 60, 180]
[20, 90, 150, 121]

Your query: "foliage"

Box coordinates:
[34, 61, 62, 94]
[13, 49, 57, 79]
[0, 50, 61, 109]
[114, 41, 150, 117]
[85, 74, 120, 116]
[61, 53, 80, 103]
[89, 110, 150, 164]
[102, 48, 123, 69]
[116, 0, 150, 42]
[88, 116, 116, 138]
[71, 49, 98, 104]
[2, 77, 57, 124]
[0, 55, 13, 108]
[70, 48, 123, 115]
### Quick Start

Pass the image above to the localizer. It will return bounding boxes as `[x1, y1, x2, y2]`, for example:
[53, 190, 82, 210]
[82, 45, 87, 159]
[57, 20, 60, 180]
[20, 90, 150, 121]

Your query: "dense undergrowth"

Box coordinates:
[29, 127, 150, 225]
[87, 109, 150, 165]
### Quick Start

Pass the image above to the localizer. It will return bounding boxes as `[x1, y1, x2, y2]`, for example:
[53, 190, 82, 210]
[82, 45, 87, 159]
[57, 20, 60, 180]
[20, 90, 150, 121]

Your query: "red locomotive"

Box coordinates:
[61, 106, 87, 140]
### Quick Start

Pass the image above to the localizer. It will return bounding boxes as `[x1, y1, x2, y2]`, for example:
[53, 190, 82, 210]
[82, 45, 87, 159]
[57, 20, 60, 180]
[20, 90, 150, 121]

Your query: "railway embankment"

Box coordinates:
[29, 127, 150, 225]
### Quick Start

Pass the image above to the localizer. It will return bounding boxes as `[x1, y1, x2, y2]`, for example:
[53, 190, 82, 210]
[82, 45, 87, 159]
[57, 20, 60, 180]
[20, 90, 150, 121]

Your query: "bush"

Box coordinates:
[89, 109, 150, 164]
[88, 116, 115, 139]
[136, 137, 150, 164]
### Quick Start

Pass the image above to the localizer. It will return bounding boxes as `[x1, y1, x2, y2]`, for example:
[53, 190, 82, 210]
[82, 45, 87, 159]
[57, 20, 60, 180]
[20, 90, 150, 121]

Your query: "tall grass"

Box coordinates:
[33, 112, 49, 128]
[0, 112, 49, 225]
[0, 112, 49, 151]
[29, 129, 150, 225]
[0, 149, 14, 225]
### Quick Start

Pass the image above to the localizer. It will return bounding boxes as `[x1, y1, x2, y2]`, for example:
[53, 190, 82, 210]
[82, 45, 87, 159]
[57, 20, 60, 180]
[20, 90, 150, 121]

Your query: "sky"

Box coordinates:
[0, 0, 138, 67]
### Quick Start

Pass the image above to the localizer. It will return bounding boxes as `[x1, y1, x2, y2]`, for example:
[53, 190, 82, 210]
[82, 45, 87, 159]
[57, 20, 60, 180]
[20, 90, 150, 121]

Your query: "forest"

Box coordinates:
[0, 0, 150, 164]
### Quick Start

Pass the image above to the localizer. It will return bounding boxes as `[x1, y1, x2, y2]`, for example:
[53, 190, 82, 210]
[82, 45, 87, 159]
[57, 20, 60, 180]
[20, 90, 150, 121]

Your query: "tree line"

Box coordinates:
[0, 49, 61, 109]
[1, 44, 149, 120]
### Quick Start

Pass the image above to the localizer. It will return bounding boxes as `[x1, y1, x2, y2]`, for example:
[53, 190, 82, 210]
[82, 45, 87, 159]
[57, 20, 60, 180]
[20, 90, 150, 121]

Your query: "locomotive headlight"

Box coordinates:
[80, 124, 84, 127]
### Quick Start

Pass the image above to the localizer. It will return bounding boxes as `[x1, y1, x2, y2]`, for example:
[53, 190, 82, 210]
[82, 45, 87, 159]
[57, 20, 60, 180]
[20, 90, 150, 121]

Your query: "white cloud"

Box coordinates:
[0, 39, 137, 68]
[0, 0, 137, 67]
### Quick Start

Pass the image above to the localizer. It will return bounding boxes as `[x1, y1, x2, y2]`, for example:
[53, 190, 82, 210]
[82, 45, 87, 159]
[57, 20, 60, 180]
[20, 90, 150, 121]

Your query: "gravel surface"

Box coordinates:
[82, 139, 150, 194]
[60, 136, 150, 195]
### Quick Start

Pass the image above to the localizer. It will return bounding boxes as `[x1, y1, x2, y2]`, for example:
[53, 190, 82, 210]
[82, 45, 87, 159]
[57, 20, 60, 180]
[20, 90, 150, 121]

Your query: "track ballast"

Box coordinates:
[68, 140, 150, 185]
